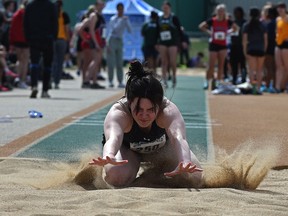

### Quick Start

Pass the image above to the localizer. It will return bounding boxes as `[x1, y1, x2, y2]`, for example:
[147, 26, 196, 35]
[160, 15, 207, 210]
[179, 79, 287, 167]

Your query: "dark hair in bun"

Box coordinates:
[125, 60, 164, 114]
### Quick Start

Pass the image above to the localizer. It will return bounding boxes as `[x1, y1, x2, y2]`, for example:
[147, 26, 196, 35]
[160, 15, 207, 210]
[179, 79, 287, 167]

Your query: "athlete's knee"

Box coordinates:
[104, 167, 136, 187]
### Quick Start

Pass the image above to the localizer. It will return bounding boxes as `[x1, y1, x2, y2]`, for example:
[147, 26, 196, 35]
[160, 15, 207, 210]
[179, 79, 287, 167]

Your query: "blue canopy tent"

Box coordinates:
[103, 0, 162, 61]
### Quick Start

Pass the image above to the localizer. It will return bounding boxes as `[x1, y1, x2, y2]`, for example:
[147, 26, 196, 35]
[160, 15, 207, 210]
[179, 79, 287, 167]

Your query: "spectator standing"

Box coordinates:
[24, 0, 58, 98]
[9, 0, 29, 89]
[0, 45, 9, 91]
[230, 6, 247, 85]
[242, 7, 267, 94]
[95, 0, 106, 81]
[141, 11, 159, 73]
[79, 5, 105, 89]
[70, 15, 85, 79]
[199, 4, 237, 90]
[275, 3, 288, 93]
[51, 0, 70, 89]
[262, 5, 277, 92]
[158, 1, 184, 88]
[0, 7, 4, 44]
[179, 26, 190, 67]
[106, 2, 132, 88]
[1, 0, 16, 51]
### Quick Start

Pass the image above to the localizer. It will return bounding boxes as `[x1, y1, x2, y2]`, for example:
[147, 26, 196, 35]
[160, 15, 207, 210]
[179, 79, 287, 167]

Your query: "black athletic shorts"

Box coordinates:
[209, 43, 227, 52]
[277, 41, 288, 49]
[247, 50, 265, 57]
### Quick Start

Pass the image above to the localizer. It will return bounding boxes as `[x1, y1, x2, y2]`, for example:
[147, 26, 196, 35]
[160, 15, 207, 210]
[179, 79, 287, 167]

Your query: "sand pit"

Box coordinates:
[0, 141, 287, 215]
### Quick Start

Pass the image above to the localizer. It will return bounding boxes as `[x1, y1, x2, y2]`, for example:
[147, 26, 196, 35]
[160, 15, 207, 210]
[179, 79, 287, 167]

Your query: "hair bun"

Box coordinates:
[128, 60, 146, 78]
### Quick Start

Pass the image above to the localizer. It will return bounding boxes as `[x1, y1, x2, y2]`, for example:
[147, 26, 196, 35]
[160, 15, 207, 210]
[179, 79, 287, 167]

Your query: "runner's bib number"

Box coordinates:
[130, 135, 166, 154]
[214, 32, 225, 40]
[160, 31, 172, 41]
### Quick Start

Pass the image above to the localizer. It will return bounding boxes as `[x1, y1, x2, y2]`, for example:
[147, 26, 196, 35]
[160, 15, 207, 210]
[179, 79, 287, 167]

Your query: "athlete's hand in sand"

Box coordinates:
[164, 162, 203, 177]
[89, 156, 128, 167]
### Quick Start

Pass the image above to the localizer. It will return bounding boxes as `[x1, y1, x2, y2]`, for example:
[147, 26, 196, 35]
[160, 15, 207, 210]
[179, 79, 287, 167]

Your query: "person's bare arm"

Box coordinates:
[199, 21, 212, 36]
[158, 101, 202, 176]
[90, 103, 131, 166]
[227, 22, 239, 34]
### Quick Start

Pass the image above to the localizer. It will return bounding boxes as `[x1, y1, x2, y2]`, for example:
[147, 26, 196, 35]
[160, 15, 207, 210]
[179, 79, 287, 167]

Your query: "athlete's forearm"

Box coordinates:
[102, 135, 122, 158]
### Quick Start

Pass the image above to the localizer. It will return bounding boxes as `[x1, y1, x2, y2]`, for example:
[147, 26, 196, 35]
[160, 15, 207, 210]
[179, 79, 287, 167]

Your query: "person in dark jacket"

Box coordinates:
[230, 6, 247, 85]
[24, 0, 58, 98]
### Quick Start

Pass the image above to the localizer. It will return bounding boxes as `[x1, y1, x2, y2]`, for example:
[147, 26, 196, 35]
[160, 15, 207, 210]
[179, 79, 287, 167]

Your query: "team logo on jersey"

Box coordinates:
[130, 134, 166, 153]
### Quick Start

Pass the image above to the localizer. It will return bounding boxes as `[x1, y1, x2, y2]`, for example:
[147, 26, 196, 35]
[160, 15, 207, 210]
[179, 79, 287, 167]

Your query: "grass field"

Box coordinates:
[189, 38, 209, 63]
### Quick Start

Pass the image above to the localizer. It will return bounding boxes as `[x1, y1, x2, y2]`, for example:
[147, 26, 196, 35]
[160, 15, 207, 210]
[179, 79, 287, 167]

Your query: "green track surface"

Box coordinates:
[17, 76, 209, 162]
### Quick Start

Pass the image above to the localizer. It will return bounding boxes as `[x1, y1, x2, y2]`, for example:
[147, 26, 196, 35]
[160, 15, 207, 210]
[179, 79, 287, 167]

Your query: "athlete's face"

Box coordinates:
[277, 6, 286, 16]
[130, 98, 158, 129]
[217, 8, 226, 19]
[117, 5, 124, 16]
[162, 4, 171, 15]
[96, 2, 105, 12]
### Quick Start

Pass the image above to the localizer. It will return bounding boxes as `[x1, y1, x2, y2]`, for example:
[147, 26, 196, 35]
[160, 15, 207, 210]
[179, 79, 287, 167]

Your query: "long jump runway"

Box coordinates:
[15, 76, 213, 162]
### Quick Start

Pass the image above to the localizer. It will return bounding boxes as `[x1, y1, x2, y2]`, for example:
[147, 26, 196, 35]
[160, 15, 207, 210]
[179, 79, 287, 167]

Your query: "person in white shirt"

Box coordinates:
[106, 2, 132, 88]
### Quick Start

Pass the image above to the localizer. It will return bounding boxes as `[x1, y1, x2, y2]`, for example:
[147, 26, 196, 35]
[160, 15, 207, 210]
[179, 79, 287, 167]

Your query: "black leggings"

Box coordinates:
[30, 42, 54, 91]
[230, 46, 247, 85]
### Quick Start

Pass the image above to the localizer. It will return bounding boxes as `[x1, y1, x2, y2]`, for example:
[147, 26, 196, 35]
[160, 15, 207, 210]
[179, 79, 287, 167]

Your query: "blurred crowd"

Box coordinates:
[199, 2, 288, 95]
[0, 0, 287, 98]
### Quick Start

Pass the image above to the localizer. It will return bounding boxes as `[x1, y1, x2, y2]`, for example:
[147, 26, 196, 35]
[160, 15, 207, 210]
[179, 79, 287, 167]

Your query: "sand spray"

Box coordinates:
[19, 138, 282, 190]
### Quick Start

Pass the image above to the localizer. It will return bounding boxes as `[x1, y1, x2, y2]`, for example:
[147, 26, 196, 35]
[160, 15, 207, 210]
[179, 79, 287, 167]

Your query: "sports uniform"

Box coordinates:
[141, 20, 159, 59]
[276, 17, 288, 49]
[206, 17, 233, 51]
[81, 12, 106, 50]
[158, 15, 182, 47]
[102, 97, 169, 155]
[242, 21, 267, 57]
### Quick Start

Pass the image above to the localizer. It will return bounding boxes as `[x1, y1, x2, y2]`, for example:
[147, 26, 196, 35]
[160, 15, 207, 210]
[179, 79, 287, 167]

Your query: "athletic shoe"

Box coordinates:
[260, 84, 266, 92]
[41, 91, 51, 98]
[90, 83, 105, 89]
[81, 82, 91, 89]
[172, 77, 177, 88]
[255, 90, 263, 95]
[5, 70, 18, 78]
[97, 74, 106, 81]
[269, 87, 280, 94]
[54, 84, 60, 89]
[211, 79, 218, 90]
[0, 85, 9, 92]
[17, 81, 28, 89]
[61, 72, 74, 80]
[118, 83, 126, 88]
[203, 81, 209, 90]
[109, 82, 114, 88]
[30, 88, 38, 98]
